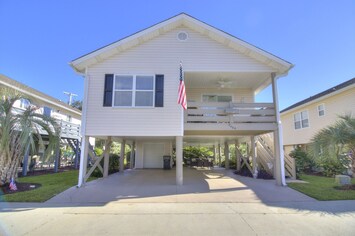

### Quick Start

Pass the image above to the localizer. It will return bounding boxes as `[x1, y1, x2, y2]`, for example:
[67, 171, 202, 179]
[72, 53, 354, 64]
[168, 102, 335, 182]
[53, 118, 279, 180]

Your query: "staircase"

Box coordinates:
[64, 138, 81, 169]
[256, 133, 296, 179]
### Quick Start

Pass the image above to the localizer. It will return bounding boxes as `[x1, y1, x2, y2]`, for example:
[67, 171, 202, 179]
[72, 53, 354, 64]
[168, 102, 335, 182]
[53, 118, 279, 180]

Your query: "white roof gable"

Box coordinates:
[70, 13, 293, 75]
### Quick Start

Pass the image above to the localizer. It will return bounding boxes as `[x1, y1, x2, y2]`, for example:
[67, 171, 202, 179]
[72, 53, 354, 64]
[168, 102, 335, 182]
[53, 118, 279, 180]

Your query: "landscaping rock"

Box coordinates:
[335, 175, 351, 185]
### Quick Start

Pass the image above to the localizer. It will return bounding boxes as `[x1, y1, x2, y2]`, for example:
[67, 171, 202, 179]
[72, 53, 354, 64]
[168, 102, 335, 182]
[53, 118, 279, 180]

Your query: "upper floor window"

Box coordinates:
[202, 95, 232, 102]
[317, 104, 325, 117]
[294, 110, 309, 129]
[19, 98, 30, 109]
[43, 107, 52, 117]
[113, 75, 154, 107]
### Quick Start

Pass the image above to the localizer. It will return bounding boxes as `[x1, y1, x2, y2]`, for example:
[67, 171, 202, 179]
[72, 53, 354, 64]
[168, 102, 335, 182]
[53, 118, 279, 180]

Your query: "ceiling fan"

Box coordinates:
[217, 79, 232, 88]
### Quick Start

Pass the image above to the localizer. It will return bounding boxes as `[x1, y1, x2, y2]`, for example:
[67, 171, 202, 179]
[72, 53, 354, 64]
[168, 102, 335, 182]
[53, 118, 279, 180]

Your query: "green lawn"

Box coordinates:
[1, 170, 96, 202]
[288, 174, 355, 201]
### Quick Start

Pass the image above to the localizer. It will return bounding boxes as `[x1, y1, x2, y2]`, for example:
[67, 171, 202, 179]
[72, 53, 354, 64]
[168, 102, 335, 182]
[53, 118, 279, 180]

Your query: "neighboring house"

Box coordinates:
[70, 13, 293, 186]
[281, 78, 355, 155]
[0, 74, 82, 173]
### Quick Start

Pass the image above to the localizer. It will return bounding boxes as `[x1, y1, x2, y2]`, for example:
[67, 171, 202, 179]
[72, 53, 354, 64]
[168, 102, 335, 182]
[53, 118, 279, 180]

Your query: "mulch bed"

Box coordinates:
[0, 182, 42, 195]
[334, 184, 355, 191]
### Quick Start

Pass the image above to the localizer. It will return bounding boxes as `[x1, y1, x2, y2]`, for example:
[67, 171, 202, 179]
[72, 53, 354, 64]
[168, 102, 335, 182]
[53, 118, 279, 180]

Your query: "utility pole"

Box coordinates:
[63, 91, 78, 105]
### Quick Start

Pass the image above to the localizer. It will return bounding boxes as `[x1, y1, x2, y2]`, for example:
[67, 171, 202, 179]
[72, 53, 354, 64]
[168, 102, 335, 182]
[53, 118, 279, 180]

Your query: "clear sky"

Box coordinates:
[0, 0, 354, 110]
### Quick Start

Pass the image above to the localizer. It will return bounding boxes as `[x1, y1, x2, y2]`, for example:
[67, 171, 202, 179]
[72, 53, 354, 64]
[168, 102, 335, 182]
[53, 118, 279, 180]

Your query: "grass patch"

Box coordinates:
[288, 174, 355, 201]
[1, 170, 97, 202]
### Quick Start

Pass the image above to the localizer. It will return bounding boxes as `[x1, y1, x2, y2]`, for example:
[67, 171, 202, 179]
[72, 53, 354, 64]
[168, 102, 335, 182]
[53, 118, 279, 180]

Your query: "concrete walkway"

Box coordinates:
[1, 168, 355, 235]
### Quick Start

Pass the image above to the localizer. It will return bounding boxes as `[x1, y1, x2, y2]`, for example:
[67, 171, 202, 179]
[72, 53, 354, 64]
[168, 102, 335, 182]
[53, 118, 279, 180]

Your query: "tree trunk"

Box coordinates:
[352, 156, 355, 178]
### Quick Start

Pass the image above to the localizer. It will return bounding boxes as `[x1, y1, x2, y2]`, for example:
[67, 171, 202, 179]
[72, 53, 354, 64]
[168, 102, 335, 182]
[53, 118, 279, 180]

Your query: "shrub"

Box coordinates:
[234, 165, 253, 177]
[91, 154, 120, 177]
[257, 169, 274, 179]
[220, 159, 236, 169]
[289, 147, 315, 175]
[317, 155, 349, 177]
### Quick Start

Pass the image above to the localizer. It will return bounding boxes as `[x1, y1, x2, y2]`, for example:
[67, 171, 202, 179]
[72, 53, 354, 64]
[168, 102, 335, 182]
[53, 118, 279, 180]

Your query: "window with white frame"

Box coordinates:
[113, 75, 154, 107]
[317, 104, 325, 117]
[202, 95, 232, 102]
[294, 110, 309, 129]
[19, 98, 30, 109]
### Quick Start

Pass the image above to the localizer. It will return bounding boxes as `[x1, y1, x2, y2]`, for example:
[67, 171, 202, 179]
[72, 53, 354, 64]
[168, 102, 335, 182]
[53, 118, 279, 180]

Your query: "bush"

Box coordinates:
[289, 147, 315, 175]
[91, 154, 120, 178]
[257, 169, 274, 179]
[317, 155, 348, 177]
[234, 165, 253, 177]
[220, 159, 236, 169]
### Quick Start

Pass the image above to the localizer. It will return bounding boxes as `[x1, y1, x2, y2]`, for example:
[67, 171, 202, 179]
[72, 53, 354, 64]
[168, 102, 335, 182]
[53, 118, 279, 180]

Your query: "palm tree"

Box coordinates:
[0, 90, 60, 186]
[311, 114, 355, 177]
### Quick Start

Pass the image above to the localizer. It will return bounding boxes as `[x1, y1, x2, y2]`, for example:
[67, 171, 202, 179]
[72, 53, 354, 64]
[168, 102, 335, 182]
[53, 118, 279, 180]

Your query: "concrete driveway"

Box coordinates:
[47, 167, 315, 204]
[1, 168, 355, 235]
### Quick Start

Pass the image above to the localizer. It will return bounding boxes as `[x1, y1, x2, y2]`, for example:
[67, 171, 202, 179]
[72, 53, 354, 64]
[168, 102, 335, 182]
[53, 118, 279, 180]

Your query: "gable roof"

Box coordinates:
[281, 77, 355, 114]
[70, 13, 293, 75]
[0, 74, 81, 118]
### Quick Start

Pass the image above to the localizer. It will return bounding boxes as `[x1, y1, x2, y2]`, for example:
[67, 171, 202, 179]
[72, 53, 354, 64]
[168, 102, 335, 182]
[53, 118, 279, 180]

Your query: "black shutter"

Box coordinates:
[103, 74, 114, 107]
[155, 74, 164, 107]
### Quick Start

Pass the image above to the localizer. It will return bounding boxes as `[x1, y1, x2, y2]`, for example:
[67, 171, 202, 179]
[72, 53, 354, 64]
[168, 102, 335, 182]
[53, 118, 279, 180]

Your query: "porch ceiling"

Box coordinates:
[184, 71, 272, 94]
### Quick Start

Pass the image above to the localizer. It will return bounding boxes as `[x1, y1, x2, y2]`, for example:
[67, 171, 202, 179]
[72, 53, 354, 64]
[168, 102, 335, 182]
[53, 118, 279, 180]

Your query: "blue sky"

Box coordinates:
[0, 0, 354, 110]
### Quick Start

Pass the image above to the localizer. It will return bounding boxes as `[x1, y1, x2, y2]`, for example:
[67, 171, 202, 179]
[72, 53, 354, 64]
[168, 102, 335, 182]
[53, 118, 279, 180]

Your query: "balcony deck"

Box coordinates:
[184, 102, 277, 135]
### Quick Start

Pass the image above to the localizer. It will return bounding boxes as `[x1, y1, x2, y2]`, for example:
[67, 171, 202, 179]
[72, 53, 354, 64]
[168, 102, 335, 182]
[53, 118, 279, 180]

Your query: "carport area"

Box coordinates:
[48, 167, 314, 204]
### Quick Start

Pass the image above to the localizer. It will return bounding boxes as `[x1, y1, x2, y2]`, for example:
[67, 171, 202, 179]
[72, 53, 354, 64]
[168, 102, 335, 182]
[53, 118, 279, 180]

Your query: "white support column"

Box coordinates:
[78, 136, 89, 187]
[103, 137, 112, 178]
[120, 140, 126, 173]
[130, 141, 135, 169]
[224, 142, 230, 169]
[218, 143, 221, 167]
[271, 73, 286, 186]
[251, 136, 258, 178]
[176, 136, 183, 185]
[235, 140, 241, 171]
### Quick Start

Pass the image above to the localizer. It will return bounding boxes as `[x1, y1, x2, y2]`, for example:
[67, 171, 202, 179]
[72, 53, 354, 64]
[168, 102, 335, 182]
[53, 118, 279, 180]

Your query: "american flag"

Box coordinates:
[177, 62, 187, 110]
[9, 177, 17, 191]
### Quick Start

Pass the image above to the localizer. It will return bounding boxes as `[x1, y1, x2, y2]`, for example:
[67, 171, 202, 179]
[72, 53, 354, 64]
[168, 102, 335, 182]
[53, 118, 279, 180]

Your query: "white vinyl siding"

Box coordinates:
[294, 111, 309, 130]
[85, 27, 272, 136]
[317, 104, 325, 117]
[282, 87, 355, 146]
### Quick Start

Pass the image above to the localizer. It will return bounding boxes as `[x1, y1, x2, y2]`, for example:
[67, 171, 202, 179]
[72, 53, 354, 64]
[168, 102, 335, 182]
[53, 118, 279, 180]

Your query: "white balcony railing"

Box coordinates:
[185, 102, 276, 131]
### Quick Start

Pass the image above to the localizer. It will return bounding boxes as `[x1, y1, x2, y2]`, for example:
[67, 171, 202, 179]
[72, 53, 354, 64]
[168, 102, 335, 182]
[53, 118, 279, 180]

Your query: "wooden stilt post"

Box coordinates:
[119, 140, 126, 173]
[251, 136, 257, 178]
[22, 143, 30, 176]
[224, 142, 229, 169]
[78, 136, 89, 187]
[213, 145, 216, 167]
[235, 140, 241, 171]
[103, 137, 112, 178]
[54, 139, 60, 173]
[218, 143, 221, 167]
[74, 139, 80, 169]
[176, 136, 183, 185]
[130, 141, 135, 169]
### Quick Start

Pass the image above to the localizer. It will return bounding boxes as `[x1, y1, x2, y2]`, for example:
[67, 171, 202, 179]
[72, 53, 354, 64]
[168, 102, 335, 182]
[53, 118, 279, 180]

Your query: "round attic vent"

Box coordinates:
[177, 31, 188, 41]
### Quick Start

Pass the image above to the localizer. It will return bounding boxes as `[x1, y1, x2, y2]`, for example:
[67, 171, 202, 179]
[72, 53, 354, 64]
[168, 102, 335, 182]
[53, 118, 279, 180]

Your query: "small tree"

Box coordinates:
[0, 91, 60, 185]
[310, 114, 355, 177]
